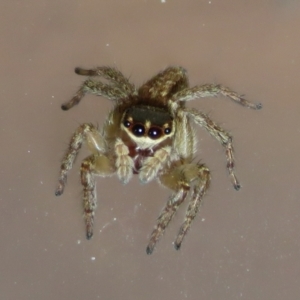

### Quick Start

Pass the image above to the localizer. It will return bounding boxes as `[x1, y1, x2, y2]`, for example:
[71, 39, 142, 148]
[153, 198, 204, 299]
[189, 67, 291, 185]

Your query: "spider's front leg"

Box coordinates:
[55, 123, 116, 239]
[80, 153, 116, 239]
[146, 162, 210, 254]
[55, 123, 105, 196]
[81, 155, 97, 239]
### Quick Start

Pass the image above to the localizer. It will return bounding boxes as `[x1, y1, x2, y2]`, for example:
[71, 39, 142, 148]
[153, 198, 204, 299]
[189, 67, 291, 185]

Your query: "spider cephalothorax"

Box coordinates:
[55, 66, 261, 254]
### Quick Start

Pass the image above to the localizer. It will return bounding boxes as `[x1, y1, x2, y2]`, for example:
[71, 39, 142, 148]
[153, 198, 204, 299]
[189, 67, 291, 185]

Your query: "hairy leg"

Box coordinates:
[146, 162, 210, 254]
[173, 84, 262, 109]
[79, 152, 116, 239]
[174, 165, 210, 250]
[81, 155, 97, 239]
[185, 108, 240, 190]
[75, 66, 135, 94]
[146, 189, 188, 255]
[55, 123, 103, 196]
[61, 79, 127, 110]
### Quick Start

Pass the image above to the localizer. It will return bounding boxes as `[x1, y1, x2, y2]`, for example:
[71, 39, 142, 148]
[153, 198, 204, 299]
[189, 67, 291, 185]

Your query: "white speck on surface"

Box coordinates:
[91, 256, 96, 261]
[99, 218, 118, 233]
[77, 240, 81, 244]
[134, 203, 142, 214]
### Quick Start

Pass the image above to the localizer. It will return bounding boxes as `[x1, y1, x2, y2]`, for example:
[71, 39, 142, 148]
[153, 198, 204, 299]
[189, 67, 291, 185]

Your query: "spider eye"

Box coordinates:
[132, 124, 145, 137]
[148, 127, 162, 139]
[164, 127, 172, 135]
[123, 120, 131, 128]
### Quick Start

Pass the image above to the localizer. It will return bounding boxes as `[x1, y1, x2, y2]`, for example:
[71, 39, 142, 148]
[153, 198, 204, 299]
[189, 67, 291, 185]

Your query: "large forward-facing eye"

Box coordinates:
[132, 124, 145, 137]
[148, 127, 162, 139]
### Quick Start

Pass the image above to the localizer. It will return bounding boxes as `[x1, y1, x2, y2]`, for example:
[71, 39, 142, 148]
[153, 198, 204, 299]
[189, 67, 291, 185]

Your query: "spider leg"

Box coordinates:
[62, 66, 136, 111]
[81, 155, 97, 239]
[56, 121, 116, 239]
[61, 79, 128, 110]
[56, 124, 97, 195]
[172, 84, 262, 109]
[75, 66, 135, 95]
[55, 123, 106, 196]
[146, 189, 188, 255]
[146, 162, 210, 254]
[80, 152, 116, 239]
[185, 108, 240, 190]
[174, 165, 210, 250]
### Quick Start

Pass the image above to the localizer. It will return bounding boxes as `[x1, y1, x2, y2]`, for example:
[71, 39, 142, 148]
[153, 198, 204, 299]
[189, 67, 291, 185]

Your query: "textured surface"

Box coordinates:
[1, 1, 300, 299]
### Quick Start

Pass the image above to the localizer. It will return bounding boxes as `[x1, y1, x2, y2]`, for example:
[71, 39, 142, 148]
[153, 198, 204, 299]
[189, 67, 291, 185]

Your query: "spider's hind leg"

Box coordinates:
[75, 66, 135, 94]
[75, 66, 128, 82]
[61, 66, 135, 111]
[172, 84, 262, 109]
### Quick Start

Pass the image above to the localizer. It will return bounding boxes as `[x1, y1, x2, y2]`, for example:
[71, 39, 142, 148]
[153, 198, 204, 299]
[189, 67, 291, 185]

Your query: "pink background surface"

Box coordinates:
[1, 1, 300, 299]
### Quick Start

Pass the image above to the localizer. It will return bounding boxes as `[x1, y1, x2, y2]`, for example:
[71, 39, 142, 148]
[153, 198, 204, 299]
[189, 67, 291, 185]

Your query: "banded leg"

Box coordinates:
[146, 162, 210, 254]
[172, 84, 262, 109]
[75, 66, 135, 94]
[174, 165, 210, 250]
[185, 108, 240, 190]
[61, 79, 127, 110]
[146, 189, 188, 255]
[81, 155, 97, 239]
[55, 123, 101, 196]
[61, 66, 135, 110]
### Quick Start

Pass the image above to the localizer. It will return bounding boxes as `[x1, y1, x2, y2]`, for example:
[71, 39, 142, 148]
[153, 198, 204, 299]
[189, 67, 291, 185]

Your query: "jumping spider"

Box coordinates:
[55, 66, 261, 254]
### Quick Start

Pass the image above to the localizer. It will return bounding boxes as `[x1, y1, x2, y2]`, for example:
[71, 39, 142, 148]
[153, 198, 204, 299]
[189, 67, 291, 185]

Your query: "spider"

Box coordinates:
[55, 66, 261, 254]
